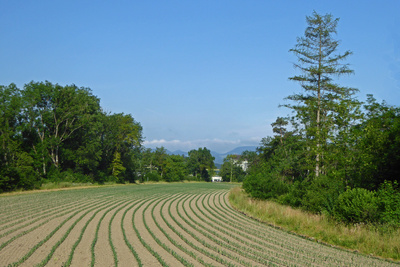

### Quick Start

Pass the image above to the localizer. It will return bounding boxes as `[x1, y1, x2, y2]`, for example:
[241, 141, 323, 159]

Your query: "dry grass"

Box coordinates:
[0, 182, 120, 197]
[229, 186, 400, 262]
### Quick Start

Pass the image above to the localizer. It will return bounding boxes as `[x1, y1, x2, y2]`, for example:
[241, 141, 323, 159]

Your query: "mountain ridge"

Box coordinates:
[166, 146, 257, 164]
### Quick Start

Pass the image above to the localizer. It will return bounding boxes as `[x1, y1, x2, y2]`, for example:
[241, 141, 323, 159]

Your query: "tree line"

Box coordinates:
[243, 11, 400, 227]
[0, 82, 219, 193]
[1, 79, 247, 192]
[139, 147, 215, 182]
[0, 81, 145, 192]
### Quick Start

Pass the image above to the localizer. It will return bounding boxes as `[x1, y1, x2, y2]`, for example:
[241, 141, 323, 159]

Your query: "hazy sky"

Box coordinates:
[1, 1, 399, 153]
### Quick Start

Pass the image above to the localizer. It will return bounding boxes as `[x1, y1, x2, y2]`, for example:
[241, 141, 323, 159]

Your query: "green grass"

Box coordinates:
[228, 186, 400, 262]
[40, 181, 117, 190]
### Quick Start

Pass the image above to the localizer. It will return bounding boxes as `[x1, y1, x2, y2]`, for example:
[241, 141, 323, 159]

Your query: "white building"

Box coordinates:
[212, 176, 222, 182]
[232, 159, 249, 172]
[239, 160, 248, 172]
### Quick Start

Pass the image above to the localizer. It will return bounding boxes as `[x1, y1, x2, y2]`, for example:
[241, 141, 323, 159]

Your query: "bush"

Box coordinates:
[301, 176, 345, 214]
[242, 172, 288, 200]
[278, 181, 306, 207]
[144, 172, 160, 182]
[95, 172, 115, 184]
[377, 181, 400, 227]
[47, 169, 94, 184]
[334, 187, 379, 224]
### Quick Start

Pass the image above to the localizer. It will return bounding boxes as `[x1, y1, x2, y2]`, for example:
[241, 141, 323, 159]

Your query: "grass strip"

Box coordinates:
[228, 187, 400, 265]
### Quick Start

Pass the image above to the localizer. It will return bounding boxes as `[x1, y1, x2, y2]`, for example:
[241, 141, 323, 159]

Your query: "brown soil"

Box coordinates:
[159, 195, 225, 267]
[0, 212, 72, 266]
[133, 198, 182, 266]
[1, 185, 398, 267]
[121, 199, 160, 267]
[109, 200, 139, 267]
[71, 207, 107, 266]
[182, 193, 262, 266]
[92, 203, 121, 267]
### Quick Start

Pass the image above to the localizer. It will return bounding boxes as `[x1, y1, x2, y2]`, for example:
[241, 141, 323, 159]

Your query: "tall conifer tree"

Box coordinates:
[285, 11, 358, 178]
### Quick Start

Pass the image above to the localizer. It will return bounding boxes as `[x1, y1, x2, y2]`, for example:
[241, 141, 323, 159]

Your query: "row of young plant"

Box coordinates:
[4, 197, 113, 266]
[1, 183, 396, 266]
[122, 190, 244, 267]
[242, 11, 400, 227]
[142, 188, 394, 266]
[215, 192, 380, 265]
[197, 193, 306, 265]
[218, 193, 333, 257]
[0, 186, 143, 266]
[169, 194, 244, 266]
[1, 195, 126, 266]
[0, 190, 100, 241]
[163, 194, 236, 266]
[156, 194, 215, 266]
[186, 193, 287, 266]
[0, 197, 102, 253]
[193, 191, 389, 266]
[154, 186, 396, 266]
[0, 191, 96, 227]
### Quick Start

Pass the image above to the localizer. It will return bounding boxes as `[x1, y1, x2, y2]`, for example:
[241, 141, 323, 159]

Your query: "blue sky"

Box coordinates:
[1, 1, 399, 153]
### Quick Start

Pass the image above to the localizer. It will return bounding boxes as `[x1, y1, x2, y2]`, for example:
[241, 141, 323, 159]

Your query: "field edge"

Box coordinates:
[228, 186, 400, 264]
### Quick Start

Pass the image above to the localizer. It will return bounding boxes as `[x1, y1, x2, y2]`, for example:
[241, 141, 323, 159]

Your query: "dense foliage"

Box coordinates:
[0, 81, 143, 192]
[0, 81, 221, 192]
[243, 12, 400, 226]
[138, 147, 216, 183]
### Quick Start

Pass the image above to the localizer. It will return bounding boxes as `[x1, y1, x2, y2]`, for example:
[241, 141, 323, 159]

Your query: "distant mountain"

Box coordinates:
[213, 146, 258, 165]
[210, 151, 225, 165]
[165, 146, 257, 165]
[225, 146, 258, 155]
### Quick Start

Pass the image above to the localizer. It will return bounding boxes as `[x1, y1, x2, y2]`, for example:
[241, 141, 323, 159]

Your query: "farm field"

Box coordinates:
[0, 183, 397, 267]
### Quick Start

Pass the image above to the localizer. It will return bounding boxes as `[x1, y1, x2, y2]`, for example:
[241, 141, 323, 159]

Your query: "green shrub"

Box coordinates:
[334, 187, 379, 224]
[377, 181, 400, 227]
[95, 172, 115, 184]
[144, 172, 160, 182]
[242, 172, 288, 199]
[47, 169, 94, 184]
[278, 181, 306, 207]
[301, 176, 345, 214]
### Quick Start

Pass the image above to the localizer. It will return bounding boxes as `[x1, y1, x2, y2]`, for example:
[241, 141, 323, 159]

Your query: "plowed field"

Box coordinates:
[0, 183, 396, 266]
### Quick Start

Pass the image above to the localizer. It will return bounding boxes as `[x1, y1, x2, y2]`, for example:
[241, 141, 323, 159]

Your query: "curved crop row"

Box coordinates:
[0, 183, 397, 267]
